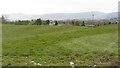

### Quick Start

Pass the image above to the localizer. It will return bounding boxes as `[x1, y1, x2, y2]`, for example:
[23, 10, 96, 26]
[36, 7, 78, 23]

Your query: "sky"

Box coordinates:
[0, 0, 119, 16]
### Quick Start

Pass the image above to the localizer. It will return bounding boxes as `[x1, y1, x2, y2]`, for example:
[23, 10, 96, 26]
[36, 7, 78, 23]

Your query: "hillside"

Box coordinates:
[4, 12, 118, 21]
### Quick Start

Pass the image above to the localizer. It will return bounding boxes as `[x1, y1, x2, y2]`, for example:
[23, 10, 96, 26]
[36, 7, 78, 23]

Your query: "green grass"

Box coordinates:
[2, 24, 118, 66]
[0, 24, 2, 67]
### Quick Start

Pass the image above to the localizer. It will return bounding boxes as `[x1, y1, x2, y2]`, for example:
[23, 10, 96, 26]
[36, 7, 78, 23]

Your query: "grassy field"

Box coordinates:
[0, 24, 2, 67]
[2, 24, 118, 66]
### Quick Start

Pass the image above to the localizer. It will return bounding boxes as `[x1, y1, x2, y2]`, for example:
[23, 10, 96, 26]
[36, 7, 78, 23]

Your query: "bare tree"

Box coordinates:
[2, 15, 7, 24]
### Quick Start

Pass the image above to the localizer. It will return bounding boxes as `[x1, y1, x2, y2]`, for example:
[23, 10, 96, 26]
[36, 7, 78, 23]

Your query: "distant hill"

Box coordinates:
[3, 13, 40, 21]
[39, 11, 106, 20]
[105, 12, 118, 19]
[3, 11, 118, 21]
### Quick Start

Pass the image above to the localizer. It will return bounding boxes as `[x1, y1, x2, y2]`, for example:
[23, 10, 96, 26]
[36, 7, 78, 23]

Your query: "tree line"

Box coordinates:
[2, 17, 86, 26]
[2, 15, 118, 27]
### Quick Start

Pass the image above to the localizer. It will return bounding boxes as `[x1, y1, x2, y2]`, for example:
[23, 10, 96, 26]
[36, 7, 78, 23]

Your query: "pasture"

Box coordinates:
[2, 24, 118, 66]
[0, 24, 2, 67]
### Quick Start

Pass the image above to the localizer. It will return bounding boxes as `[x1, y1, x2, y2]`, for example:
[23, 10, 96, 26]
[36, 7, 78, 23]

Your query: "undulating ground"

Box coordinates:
[0, 24, 2, 67]
[2, 24, 118, 66]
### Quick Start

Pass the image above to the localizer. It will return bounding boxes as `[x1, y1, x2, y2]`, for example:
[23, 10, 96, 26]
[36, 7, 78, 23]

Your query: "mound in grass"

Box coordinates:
[2, 24, 118, 66]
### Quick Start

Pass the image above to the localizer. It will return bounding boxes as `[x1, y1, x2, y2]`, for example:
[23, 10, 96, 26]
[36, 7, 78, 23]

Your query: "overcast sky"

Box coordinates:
[0, 0, 119, 16]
